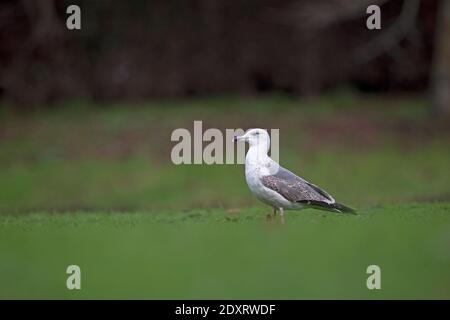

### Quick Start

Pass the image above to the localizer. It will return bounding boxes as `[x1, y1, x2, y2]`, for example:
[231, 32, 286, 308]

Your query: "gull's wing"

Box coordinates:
[261, 165, 356, 214]
[261, 174, 334, 204]
[269, 165, 335, 203]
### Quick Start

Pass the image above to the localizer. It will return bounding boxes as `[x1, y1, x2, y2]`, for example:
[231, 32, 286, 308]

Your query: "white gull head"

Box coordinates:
[234, 128, 270, 149]
[234, 128, 279, 175]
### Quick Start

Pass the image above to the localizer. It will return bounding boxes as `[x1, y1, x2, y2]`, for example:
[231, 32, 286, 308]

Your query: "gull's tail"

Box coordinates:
[300, 200, 357, 214]
[332, 202, 357, 214]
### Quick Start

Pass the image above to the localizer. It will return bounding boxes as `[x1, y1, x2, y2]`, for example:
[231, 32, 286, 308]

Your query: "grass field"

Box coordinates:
[0, 204, 449, 299]
[0, 94, 449, 299]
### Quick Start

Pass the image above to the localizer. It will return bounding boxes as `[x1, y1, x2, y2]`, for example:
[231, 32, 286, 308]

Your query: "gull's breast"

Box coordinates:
[245, 165, 293, 208]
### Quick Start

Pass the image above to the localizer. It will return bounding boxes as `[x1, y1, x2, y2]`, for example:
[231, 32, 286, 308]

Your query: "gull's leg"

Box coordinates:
[272, 207, 277, 220]
[279, 207, 285, 224]
[267, 207, 277, 222]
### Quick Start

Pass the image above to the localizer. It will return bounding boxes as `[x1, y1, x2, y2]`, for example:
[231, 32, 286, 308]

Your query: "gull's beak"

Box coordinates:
[234, 135, 244, 142]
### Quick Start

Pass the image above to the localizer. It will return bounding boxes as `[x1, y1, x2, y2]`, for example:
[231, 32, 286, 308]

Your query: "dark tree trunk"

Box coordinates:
[432, 0, 450, 114]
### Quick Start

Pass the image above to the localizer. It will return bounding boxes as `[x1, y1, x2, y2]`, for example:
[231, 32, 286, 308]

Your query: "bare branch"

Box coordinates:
[353, 0, 421, 64]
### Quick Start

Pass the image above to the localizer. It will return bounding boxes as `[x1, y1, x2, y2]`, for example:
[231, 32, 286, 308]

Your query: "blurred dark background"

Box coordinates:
[1, 1, 450, 300]
[0, 0, 449, 213]
[0, 0, 448, 113]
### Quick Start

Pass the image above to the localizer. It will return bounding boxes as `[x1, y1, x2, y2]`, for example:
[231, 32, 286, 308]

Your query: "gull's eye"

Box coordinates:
[255, 132, 260, 136]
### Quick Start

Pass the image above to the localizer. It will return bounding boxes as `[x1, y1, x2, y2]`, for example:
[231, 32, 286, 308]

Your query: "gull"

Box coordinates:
[234, 128, 355, 223]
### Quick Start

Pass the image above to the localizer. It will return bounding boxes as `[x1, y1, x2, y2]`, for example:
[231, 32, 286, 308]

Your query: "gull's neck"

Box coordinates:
[245, 141, 270, 167]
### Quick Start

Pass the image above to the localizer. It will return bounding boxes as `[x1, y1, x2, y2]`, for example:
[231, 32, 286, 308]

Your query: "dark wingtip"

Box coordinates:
[334, 203, 357, 215]
[297, 200, 357, 215]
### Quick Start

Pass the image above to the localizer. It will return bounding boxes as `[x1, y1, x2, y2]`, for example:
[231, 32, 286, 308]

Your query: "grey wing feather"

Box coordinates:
[261, 174, 334, 204]
[270, 166, 335, 203]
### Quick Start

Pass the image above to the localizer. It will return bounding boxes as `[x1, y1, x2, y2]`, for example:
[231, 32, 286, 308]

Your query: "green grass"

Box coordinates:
[1, 94, 449, 299]
[0, 145, 449, 211]
[0, 203, 449, 299]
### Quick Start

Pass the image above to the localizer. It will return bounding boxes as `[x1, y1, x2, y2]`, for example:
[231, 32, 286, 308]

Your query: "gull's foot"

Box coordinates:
[279, 207, 285, 224]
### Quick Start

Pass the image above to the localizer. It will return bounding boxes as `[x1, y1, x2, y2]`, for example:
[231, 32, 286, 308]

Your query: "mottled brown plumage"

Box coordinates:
[261, 175, 331, 203]
[261, 174, 355, 214]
